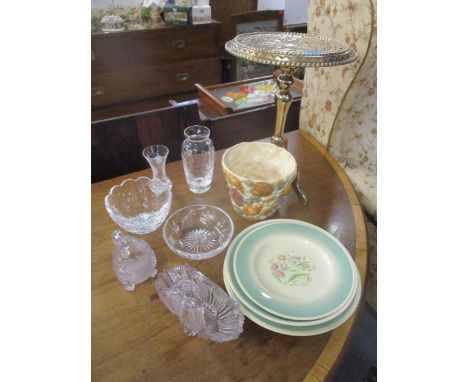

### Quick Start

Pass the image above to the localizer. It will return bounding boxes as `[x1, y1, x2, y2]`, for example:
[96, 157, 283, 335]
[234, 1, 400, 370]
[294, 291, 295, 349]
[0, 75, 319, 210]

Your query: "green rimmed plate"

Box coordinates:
[223, 255, 361, 336]
[224, 219, 357, 327]
[233, 220, 356, 320]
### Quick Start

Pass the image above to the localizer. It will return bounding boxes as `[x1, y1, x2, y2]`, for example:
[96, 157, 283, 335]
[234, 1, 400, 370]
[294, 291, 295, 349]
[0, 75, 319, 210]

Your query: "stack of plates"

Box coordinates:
[223, 219, 361, 336]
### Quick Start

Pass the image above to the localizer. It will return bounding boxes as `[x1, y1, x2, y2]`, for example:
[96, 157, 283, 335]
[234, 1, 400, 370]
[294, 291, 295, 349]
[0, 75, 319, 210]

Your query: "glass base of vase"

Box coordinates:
[189, 185, 211, 194]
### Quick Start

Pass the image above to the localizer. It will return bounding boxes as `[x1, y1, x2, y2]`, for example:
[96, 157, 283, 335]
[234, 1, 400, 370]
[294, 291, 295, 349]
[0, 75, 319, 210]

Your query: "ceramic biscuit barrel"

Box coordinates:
[222, 142, 297, 220]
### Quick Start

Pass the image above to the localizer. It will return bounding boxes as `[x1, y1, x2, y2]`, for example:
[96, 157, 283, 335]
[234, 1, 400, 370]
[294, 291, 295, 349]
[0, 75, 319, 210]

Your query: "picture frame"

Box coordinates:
[230, 10, 284, 81]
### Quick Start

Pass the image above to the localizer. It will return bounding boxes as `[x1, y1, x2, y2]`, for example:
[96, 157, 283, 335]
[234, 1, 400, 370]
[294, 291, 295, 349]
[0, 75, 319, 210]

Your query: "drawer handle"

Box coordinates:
[177, 73, 190, 82]
[172, 40, 186, 50]
[92, 87, 104, 97]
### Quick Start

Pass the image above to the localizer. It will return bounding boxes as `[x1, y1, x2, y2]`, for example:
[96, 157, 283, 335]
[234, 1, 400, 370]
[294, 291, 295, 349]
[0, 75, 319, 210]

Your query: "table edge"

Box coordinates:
[299, 131, 369, 382]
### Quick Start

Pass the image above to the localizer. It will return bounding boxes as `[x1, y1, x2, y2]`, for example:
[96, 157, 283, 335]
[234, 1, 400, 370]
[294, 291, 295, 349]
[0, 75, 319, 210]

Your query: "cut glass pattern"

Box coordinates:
[155, 265, 244, 342]
[163, 205, 234, 260]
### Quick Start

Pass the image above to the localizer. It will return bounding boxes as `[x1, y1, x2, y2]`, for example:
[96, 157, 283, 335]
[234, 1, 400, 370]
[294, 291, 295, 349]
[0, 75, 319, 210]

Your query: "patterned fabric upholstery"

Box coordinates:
[299, 0, 377, 310]
[299, 0, 375, 146]
[345, 165, 377, 220]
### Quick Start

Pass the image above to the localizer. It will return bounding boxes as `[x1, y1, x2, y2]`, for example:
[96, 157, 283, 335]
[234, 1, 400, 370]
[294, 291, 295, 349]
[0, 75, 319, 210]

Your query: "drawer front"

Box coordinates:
[92, 35, 133, 75]
[92, 57, 220, 109]
[131, 25, 219, 67]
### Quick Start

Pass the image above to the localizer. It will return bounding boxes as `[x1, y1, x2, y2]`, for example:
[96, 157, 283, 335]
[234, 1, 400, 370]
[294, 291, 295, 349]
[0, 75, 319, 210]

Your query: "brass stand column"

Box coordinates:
[272, 67, 294, 148]
[272, 67, 309, 204]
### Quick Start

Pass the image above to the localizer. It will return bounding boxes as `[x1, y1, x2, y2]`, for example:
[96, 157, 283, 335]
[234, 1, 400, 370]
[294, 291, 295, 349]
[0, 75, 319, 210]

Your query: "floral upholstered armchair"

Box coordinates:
[299, 0, 377, 310]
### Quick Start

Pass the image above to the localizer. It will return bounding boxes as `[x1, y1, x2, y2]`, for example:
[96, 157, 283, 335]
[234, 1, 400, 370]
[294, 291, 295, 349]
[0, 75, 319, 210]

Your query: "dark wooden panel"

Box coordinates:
[131, 23, 220, 67]
[210, 0, 258, 45]
[91, 118, 145, 183]
[92, 57, 220, 109]
[91, 22, 221, 116]
[135, 102, 202, 164]
[91, 34, 133, 75]
[91, 90, 198, 122]
[207, 98, 300, 150]
[91, 101, 202, 183]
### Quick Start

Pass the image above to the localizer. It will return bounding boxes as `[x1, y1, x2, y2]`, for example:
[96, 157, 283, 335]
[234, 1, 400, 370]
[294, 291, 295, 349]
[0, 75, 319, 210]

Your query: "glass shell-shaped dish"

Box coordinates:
[163, 205, 234, 260]
[105, 177, 172, 234]
[155, 264, 244, 343]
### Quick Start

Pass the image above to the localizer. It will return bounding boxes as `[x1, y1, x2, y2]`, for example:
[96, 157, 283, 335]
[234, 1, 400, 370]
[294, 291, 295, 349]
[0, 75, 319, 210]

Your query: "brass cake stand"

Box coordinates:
[225, 32, 358, 203]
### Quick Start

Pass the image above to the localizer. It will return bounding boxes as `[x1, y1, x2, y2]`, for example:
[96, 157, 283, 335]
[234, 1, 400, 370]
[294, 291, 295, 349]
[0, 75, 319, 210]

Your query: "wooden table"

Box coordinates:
[92, 130, 368, 382]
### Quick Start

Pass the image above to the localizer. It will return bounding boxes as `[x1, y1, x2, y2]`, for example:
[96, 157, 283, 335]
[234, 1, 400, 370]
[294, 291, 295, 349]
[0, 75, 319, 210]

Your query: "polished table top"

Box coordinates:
[92, 130, 368, 382]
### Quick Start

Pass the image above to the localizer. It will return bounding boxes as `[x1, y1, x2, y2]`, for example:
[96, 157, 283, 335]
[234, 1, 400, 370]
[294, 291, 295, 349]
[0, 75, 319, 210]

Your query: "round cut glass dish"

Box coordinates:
[163, 205, 234, 260]
[104, 177, 172, 234]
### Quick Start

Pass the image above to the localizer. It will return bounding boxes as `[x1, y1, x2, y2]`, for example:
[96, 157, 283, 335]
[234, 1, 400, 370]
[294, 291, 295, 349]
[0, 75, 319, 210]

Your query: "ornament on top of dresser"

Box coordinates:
[164, 4, 189, 25]
[174, 0, 193, 6]
[190, 0, 211, 25]
[100, 15, 125, 33]
[98, 0, 126, 32]
[141, 0, 165, 26]
[92, 0, 166, 32]
[144, 0, 166, 7]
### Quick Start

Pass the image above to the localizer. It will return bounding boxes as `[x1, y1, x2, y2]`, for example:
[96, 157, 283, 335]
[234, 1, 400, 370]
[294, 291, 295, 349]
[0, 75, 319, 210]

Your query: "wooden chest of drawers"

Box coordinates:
[91, 22, 221, 121]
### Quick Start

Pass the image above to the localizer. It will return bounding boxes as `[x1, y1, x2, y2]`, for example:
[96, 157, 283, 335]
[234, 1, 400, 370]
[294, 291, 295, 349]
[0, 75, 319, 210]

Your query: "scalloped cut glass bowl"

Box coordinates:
[104, 177, 172, 234]
[163, 205, 234, 260]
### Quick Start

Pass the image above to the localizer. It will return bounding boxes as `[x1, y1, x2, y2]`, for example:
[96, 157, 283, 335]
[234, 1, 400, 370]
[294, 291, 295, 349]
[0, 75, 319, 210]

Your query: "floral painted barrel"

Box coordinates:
[222, 142, 297, 220]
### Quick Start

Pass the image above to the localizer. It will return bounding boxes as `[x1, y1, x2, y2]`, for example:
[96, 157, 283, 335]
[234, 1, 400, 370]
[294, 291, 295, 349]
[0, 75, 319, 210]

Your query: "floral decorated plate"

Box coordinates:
[224, 260, 361, 336]
[233, 220, 356, 320]
[224, 219, 357, 326]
